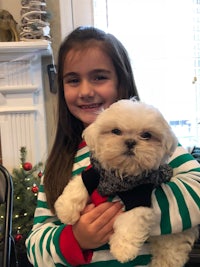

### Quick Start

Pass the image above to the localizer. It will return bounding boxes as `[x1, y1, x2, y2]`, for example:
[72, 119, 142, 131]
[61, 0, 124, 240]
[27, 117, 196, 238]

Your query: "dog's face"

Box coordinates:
[82, 100, 178, 176]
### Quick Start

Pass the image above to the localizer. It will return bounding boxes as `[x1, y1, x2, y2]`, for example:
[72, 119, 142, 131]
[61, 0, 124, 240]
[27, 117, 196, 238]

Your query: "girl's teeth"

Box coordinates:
[82, 104, 100, 109]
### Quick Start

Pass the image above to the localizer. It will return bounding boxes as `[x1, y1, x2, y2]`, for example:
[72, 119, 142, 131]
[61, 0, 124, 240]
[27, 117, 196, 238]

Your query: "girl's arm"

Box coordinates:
[26, 178, 74, 267]
[151, 144, 200, 236]
[26, 177, 122, 267]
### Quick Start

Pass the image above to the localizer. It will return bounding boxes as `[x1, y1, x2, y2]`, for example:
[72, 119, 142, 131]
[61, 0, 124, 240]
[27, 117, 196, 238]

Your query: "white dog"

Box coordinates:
[55, 99, 198, 266]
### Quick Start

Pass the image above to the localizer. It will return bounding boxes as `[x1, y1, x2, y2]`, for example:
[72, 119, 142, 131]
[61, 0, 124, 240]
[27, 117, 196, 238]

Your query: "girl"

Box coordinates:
[26, 26, 200, 267]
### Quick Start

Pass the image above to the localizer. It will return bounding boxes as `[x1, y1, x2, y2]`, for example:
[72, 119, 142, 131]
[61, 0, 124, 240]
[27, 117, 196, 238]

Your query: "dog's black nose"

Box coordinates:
[125, 139, 136, 149]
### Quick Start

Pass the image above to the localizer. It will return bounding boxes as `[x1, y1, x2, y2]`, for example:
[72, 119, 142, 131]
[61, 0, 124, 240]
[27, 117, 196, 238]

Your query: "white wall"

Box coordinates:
[59, 0, 94, 40]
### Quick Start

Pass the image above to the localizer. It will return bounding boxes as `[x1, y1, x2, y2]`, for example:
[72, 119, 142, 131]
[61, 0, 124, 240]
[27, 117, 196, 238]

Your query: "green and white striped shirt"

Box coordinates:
[26, 142, 200, 267]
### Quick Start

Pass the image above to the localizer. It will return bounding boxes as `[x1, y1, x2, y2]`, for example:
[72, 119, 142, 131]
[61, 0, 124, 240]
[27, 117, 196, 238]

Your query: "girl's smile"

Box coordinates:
[63, 46, 118, 126]
[78, 103, 103, 113]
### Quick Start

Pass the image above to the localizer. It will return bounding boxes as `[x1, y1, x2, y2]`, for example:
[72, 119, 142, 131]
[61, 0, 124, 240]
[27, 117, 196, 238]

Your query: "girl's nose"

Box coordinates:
[78, 80, 94, 98]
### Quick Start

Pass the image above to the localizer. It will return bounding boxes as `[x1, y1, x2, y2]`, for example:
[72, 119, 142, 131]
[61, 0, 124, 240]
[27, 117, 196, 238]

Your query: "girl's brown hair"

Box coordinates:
[44, 26, 139, 212]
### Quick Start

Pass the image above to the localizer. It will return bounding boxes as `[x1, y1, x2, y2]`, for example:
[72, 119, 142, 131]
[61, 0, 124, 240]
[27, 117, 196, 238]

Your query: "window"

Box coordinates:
[93, 0, 200, 150]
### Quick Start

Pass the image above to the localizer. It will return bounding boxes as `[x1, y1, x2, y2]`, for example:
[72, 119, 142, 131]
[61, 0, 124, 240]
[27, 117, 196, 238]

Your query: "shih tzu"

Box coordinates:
[55, 99, 198, 266]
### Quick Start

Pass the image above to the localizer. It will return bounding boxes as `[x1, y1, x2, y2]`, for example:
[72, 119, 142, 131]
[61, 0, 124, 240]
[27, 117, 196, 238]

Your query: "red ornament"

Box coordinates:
[38, 171, 43, 178]
[31, 184, 39, 193]
[15, 233, 23, 242]
[23, 162, 32, 171]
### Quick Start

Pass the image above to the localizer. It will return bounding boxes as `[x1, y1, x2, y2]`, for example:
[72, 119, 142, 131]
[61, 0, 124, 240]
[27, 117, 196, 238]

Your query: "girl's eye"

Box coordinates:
[111, 128, 122, 135]
[140, 132, 152, 140]
[63, 77, 80, 85]
[69, 78, 79, 84]
[93, 75, 108, 81]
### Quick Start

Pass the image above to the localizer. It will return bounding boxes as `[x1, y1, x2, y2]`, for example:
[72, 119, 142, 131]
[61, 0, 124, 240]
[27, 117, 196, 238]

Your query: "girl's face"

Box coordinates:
[63, 46, 118, 127]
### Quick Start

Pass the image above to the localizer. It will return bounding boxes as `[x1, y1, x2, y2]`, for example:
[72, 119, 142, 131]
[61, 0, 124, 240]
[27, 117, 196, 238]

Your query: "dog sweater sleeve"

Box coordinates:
[117, 183, 155, 211]
[82, 167, 108, 205]
[82, 166, 101, 195]
[59, 225, 93, 266]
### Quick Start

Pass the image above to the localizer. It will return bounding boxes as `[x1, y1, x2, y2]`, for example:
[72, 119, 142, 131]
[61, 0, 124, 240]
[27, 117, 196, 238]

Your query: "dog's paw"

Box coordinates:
[110, 233, 141, 263]
[149, 226, 199, 267]
[54, 175, 89, 224]
[109, 207, 154, 263]
[55, 194, 83, 224]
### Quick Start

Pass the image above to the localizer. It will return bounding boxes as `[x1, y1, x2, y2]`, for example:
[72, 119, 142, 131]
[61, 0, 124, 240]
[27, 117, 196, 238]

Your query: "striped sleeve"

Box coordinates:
[151, 144, 200, 236]
[25, 142, 91, 267]
[25, 179, 71, 267]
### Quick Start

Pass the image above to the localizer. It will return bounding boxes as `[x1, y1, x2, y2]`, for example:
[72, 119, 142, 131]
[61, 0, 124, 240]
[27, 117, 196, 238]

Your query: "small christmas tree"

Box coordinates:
[11, 147, 43, 255]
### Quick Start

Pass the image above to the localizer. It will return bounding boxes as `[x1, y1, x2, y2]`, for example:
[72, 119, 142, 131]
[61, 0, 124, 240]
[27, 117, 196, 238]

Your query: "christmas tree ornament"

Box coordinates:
[23, 162, 32, 171]
[38, 170, 43, 178]
[15, 231, 23, 242]
[31, 183, 39, 193]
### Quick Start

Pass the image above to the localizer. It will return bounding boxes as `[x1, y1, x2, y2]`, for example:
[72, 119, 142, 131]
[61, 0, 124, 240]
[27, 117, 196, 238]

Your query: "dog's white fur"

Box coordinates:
[55, 99, 198, 266]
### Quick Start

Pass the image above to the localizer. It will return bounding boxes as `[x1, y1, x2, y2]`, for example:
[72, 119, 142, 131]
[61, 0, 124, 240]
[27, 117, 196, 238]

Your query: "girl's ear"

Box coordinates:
[82, 123, 98, 151]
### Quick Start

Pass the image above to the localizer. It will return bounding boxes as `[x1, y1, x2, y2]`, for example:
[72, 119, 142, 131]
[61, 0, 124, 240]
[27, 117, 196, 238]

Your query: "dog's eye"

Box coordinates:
[141, 132, 152, 140]
[111, 128, 122, 135]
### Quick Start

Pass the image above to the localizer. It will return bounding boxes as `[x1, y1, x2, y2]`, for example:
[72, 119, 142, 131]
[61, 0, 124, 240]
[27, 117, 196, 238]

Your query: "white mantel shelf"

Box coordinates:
[0, 40, 52, 54]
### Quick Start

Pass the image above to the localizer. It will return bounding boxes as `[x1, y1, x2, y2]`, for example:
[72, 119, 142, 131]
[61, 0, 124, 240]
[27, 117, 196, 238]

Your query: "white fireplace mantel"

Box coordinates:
[0, 40, 51, 53]
[0, 40, 52, 172]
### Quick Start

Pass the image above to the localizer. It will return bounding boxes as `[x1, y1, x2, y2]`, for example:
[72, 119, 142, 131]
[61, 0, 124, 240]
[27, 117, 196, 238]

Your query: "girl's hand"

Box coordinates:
[72, 201, 123, 250]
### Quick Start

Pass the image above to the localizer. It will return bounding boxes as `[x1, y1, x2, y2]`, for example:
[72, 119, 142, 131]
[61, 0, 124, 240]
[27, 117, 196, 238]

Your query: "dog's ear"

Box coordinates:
[82, 123, 98, 151]
[164, 128, 178, 157]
